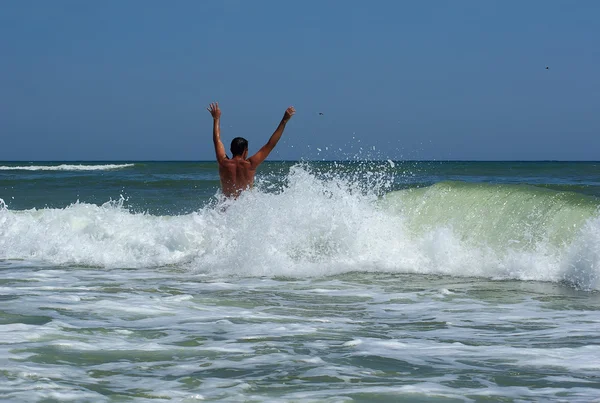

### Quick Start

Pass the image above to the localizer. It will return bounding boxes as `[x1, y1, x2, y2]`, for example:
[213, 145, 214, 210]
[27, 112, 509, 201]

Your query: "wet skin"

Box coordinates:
[207, 102, 295, 198]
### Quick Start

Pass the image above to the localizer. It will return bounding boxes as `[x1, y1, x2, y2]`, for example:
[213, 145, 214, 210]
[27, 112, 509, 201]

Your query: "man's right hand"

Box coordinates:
[283, 106, 295, 122]
[207, 102, 221, 119]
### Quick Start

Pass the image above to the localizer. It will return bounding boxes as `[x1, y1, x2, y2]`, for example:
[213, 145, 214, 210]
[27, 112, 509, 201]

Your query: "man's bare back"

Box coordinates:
[217, 158, 255, 199]
[207, 102, 295, 198]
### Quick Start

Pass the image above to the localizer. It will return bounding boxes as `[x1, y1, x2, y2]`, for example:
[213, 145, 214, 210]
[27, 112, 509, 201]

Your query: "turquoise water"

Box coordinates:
[1, 161, 600, 401]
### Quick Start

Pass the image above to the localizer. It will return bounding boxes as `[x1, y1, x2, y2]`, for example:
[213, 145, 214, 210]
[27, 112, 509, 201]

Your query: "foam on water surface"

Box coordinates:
[2, 268, 600, 402]
[0, 163, 134, 171]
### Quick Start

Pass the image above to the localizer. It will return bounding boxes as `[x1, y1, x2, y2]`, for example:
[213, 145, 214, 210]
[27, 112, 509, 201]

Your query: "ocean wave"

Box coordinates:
[1, 166, 599, 290]
[0, 164, 135, 171]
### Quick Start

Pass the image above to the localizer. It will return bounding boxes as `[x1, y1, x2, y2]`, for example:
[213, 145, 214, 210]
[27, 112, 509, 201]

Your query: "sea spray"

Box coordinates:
[1, 164, 599, 289]
[194, 164, 403, 276]
[561, 215, 600, 289]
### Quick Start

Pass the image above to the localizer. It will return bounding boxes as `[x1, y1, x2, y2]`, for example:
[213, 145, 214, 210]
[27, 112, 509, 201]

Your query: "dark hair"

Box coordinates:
[230, 137, 248, 156]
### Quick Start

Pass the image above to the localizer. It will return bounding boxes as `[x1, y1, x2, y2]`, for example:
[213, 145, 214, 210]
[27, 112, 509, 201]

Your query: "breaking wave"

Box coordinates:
[0, 164, 134, 171]
[1, 165, 599, 290]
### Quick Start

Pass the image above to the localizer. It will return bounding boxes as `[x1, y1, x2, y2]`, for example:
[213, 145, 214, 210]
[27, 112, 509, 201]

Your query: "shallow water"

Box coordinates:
[1, 161, 600, 401]
[2, 262, 600, 402]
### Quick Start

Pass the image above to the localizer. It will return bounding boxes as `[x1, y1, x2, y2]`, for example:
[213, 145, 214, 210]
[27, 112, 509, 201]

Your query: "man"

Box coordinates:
[207, 102, 295, 198]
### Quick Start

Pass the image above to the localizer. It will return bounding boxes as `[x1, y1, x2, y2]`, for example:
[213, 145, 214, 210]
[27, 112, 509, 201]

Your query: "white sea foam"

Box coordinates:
[0, 163, 134, 171]
[1, 165, 599, 289]
[1, 258, 599, 401]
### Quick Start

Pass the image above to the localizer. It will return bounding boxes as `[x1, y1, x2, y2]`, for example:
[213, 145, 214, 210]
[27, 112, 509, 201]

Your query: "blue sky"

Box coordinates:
[1, 1, 599, 161]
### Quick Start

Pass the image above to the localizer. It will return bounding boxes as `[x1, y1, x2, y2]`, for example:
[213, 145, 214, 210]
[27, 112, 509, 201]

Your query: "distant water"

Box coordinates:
[2, 161, 600, 401]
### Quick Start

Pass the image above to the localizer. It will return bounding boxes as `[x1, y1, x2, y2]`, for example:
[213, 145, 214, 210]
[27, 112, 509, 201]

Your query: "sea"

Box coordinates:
[1, 160, 600, 402]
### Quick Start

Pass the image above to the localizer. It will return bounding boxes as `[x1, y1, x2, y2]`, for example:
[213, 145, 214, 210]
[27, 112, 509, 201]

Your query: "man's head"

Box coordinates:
[230, 137, 248, 157]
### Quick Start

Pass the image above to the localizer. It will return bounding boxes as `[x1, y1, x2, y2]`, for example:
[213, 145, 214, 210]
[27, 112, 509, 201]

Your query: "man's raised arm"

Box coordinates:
[249, 106, 295, 167]
[207, 102, 227, 163]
